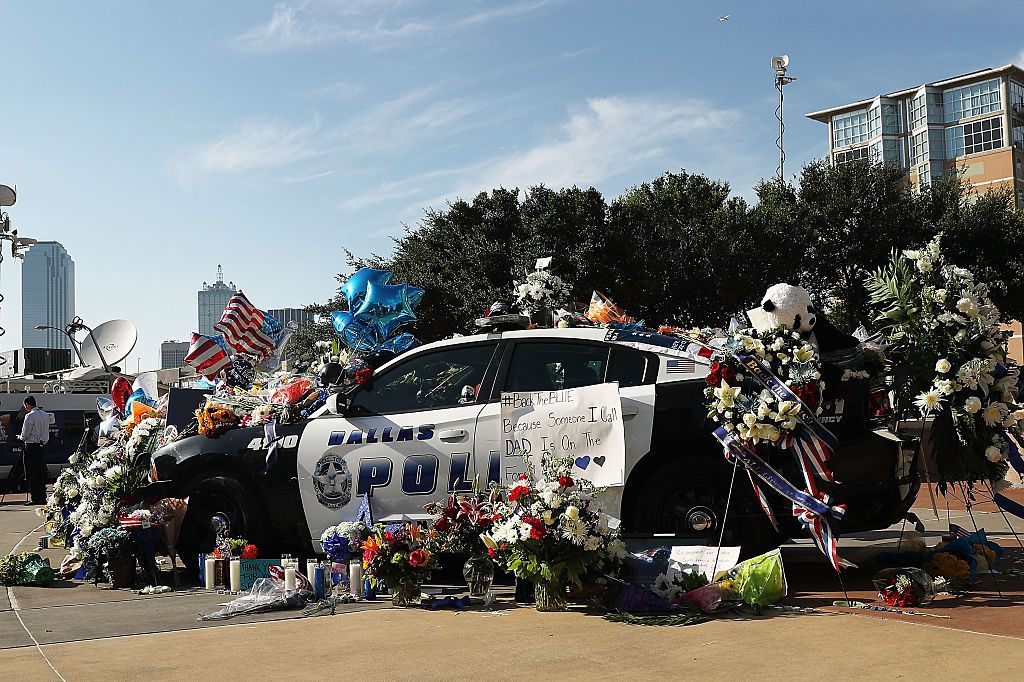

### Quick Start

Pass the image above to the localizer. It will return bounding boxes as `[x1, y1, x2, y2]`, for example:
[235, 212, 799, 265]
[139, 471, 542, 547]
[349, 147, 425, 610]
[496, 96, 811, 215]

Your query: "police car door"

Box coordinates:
[475, 340, 656, 513]
[296, 341, 500, 543]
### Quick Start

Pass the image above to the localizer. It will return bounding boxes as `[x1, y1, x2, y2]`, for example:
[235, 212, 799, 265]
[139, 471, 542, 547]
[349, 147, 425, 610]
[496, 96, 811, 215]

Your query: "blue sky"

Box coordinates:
[2, 1, 1022, 370]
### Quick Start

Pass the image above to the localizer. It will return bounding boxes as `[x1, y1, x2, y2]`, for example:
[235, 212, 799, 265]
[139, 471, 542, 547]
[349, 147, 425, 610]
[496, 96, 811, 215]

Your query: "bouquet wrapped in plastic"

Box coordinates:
[727, 549, 787, 607]
[0, 552, 55, 587]
[872, 567, 935, 607]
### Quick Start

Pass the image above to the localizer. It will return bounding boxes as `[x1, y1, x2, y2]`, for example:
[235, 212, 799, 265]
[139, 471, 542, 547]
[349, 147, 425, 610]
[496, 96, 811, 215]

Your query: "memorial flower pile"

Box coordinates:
[320, 521, 369, 563]
[481, 457, 626, 590]
[513, 269, 571, 315]
[867, 234, 1023, 484]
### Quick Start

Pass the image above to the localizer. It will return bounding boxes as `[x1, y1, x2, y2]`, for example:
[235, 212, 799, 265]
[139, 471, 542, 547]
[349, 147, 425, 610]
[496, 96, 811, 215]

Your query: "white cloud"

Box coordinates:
[440, 96, 740, 200]
[190, 119, 325, 173]
[233, 0, 556, 51]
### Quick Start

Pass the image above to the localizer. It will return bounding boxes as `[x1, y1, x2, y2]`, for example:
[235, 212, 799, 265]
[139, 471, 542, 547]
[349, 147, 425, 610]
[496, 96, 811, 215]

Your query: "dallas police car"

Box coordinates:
[150, 325, 921, 567]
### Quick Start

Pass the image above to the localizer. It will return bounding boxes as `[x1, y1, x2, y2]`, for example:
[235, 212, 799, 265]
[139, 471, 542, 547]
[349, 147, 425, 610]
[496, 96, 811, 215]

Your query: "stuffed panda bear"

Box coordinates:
[747, 283, 859, 353]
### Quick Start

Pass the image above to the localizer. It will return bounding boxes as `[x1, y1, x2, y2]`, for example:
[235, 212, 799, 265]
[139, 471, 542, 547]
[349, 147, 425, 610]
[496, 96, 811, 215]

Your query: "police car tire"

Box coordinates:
[177, 470, 269, 571]
[630, 458, 782, 559]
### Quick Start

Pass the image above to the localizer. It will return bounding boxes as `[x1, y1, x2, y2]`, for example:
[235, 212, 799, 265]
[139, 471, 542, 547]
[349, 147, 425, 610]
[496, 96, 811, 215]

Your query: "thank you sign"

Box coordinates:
[500, 382, 625, 487]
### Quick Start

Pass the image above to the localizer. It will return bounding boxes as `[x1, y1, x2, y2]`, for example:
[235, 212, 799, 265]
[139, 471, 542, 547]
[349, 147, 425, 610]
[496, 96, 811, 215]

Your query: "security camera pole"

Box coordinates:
[772, 56, 796, 180]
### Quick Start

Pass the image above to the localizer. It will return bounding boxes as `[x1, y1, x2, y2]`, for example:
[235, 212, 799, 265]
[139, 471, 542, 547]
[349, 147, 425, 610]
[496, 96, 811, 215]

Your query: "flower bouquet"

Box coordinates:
[514, 269, 571, 317]
[87, 526, 136, 587]
[213, 537, 259, 560]
[196, 403, 239, 438]
[425, 492, 497, 598]
[320, 521, 369, 563]
[362, 523, 436, 606]
[872, 567, 935, 607]
[482, 457, 626, 611]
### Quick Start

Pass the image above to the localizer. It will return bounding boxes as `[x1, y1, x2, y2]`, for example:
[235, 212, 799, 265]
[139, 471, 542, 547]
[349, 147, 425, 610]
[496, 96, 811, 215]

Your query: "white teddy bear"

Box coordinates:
[747, 283, 858, 352]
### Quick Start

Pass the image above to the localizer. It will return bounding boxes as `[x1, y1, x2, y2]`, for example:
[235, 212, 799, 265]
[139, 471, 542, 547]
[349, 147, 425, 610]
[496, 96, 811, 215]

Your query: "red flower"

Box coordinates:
[487, 547, 497, 558]
[794, 382, 819, 408]
[518, 474, 529, 481]
[500, 543, 507, 551]
[355, 367, 373, 385]
[434, 517, 451, 532]
[720, 365, 736, 382]
[477, 516, 492, 527]
[523, 516, 546, 540]
[212, 549, 223, 559]
[384, 531, 396, 544]
[363, 547, 377, 564]
[240, 543, 259, 559]
[707, 361, 722, 387]
[558, 476, 574, 488]
[408, 549, 430, 567]
[508, 485, 530, 503]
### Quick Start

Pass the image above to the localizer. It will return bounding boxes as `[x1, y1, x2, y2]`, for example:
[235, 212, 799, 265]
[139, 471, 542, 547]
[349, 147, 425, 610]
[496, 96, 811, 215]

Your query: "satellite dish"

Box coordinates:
[78, 319, 138, 368]
[0, 185, 15, 207]
[771, 55, 790, 71]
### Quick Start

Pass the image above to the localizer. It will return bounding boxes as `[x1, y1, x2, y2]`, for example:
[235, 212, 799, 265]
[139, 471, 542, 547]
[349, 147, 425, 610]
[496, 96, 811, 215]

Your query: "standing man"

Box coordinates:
[19, 396, 49, 505]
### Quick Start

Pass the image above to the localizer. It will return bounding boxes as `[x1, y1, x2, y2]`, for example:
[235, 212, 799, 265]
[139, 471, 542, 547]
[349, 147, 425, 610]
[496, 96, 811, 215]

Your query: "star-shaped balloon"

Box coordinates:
[339, 268, 393, 309]
[331, 311, 379, 351]
[353, 281, 418, 341]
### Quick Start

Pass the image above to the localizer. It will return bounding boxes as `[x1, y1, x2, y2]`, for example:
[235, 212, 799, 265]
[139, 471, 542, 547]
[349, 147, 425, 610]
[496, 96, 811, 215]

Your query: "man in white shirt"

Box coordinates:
[19, 396, 49, 505]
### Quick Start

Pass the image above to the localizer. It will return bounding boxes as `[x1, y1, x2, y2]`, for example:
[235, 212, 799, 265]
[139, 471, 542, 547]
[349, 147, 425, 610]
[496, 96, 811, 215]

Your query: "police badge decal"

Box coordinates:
[312, 453, 353, 509]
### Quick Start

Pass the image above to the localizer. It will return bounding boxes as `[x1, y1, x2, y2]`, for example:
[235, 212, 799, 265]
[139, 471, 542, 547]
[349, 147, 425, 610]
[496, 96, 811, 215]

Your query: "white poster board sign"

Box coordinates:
[500, 382, 625, 487]
[667, 545, 742, 581]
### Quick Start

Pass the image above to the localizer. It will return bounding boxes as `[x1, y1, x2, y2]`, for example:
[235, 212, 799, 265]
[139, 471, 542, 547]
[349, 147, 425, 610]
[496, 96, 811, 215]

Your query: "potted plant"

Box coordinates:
[482, 457, 626, 611]
[88, 527, 136, 588]
[362, 523, 436, 606]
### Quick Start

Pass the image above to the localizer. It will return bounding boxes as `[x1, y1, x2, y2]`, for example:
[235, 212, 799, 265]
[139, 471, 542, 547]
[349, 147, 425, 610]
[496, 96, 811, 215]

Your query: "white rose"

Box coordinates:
[964, 397, 982, 414]
[935, 359, 952, 374]
[564, 505, 580, 521]
[985, 446, 1004, 462]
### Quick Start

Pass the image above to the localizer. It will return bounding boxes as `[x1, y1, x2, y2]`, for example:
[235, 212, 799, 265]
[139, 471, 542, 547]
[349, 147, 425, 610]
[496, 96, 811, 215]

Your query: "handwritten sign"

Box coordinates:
[500, 382, 625, 487]
[239, 559, 280, 591]
[667, 545, 741, 581]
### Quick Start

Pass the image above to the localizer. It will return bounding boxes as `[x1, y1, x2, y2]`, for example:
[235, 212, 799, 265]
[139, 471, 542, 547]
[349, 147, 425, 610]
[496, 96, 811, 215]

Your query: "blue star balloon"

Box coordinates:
[405, 285, 425, 310]
[354, 281, 418, 341]
[378, 333, 421, 355]
[339, 268, 393, 309]
[331, 311, 379, 351]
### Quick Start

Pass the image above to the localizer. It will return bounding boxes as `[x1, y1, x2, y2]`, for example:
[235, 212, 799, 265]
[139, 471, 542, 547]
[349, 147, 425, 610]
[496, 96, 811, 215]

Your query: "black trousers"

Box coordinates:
[23, 443, 47, 503]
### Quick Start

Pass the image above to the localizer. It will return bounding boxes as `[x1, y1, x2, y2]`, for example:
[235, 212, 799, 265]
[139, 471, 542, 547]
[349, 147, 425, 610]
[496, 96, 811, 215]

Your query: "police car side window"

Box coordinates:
[348, 344, 497, 415]
[607, 348, 648, 387]
[505, 343, 609, 392]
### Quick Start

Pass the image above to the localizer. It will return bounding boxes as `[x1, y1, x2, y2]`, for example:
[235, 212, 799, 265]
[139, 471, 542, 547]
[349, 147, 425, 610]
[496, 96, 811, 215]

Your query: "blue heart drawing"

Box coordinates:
[574, 455, 591, 470]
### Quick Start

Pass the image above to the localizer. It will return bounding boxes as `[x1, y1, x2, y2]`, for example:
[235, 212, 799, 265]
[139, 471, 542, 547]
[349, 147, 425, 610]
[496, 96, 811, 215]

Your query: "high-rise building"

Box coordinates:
[198, 265, 236, 336]
[160, 340, 190, 369]
[22, 241, 75, 350]
[807, 64, 1024, 203]
[266, 307, 314, 329]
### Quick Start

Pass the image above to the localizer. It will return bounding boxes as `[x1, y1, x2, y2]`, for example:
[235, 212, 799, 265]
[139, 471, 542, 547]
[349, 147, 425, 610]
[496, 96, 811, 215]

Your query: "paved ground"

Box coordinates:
[1, 489, 1022, 680]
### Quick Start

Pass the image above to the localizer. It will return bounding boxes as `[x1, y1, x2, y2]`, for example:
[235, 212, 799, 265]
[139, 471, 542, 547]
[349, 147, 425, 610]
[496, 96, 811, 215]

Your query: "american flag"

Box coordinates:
[214, 291, 276, 359]
[184, 333, 231, 378]
[666, 359, 695, 374]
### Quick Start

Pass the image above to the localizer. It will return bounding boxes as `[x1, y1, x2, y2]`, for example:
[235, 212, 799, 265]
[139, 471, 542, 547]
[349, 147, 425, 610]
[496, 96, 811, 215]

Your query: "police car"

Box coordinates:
[150, 326, 920, 567]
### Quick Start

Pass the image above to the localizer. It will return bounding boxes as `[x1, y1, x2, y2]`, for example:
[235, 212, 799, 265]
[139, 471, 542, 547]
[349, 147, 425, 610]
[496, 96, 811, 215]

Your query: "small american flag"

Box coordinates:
[948, 523, 972, 540]
[214, 291, 276, 359]
[184, 333, 231, 378]
[666, 359, 695, 374]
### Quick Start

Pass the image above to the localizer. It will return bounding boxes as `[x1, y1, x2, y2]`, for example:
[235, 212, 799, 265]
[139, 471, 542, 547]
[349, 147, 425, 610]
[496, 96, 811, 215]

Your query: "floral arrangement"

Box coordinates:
[362, 523, 436, 592]
[866, 235, 1022, 484]
[651, 569, 710, 602]
[481, 457, 626, 593]
[424, 492, 495, 556]
[196, 403, 239, 437]
[126, 417, 165, 459]
[514, 269, 571, 315]
[320, 521, 369, 563]
[212, 537, 258, 559]
[87, 526, 134, 563]
[874, 570, 931, 607]
[700, 326, 823, 445]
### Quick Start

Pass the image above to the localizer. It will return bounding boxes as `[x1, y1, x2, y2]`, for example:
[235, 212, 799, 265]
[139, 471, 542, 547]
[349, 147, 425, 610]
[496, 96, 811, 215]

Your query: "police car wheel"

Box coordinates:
[630, 458, 781, 559]
[177, 471, 268, 571]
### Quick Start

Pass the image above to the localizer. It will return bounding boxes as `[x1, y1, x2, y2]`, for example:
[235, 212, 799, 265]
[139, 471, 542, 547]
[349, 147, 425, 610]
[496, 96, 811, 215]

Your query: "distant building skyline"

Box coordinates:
[266, 307, 314, 329]
[21, 241, 75, 351]
[160, 339, 189, 369]
[197, 264, 236, 336]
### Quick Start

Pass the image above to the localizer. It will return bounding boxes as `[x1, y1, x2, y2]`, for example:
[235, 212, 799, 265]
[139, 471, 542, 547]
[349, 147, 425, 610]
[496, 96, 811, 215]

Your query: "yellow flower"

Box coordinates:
[794, 345, 814, 363]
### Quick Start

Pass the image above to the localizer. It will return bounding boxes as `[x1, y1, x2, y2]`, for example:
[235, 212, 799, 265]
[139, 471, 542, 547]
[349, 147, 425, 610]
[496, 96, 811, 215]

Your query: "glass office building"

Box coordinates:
[21, 242, 75, 351]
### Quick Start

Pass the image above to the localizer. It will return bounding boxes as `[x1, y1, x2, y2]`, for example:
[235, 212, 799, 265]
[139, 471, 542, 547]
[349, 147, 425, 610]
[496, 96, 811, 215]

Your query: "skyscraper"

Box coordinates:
[160, 340, 190, 369]
[22, 241, 75, 350]
[266, 307, 314, 329]
[198, 265, 236, 336]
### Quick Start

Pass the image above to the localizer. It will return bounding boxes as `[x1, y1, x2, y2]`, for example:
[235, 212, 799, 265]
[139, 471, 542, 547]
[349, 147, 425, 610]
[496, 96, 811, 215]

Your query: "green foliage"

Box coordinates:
[307, 161, 1024, 345]
[603, 609, 709, 626]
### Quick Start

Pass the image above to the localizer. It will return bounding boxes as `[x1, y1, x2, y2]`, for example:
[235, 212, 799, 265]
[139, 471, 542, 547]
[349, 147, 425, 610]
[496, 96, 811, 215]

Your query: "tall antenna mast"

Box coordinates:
[771, 55, 796, 180]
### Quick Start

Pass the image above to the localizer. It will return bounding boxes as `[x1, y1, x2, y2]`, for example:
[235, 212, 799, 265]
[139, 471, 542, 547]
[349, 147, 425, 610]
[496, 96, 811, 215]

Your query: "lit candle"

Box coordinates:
[349, 559, 363, 598]
[230, 559, 241, 593]
[204, 557, 216, 591]
[284, 566, 297, 591]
